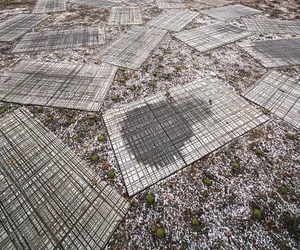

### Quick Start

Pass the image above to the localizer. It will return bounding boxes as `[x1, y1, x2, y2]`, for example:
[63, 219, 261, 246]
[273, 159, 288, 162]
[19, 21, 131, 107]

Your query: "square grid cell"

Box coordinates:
[239, 38, 300, 68]
[70, 0, 120, 8]
[108, 6, 143, 25]
[33, 0, 66, 13]
[0, 14, 48, 42]
[195, 0, 229, 6]
[12, 27, 106, 53]
[100, 25, 168, 69]
[123, 0, 153, 5]
[156, 0, 185, 9]
[104, 78, 268, 196]
[173, 23, 252, 53]
[147, 10, 199, 32]
[200, 4, 261, 20]
[0, 61, 117, 111]
[0, 108, 129, 250]
[243, 71, 300, 129]
[242, 18, 300, 35]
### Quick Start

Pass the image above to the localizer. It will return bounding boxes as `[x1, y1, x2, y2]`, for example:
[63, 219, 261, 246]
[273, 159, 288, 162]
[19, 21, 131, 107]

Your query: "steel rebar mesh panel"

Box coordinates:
[173, 23, 252, 53]
[108, 6, 143, 25]
[0, 222, 16, 250]
[200, 4, 261, 20]
[100, 25, 168, 69]
[242, 18, 300, 35]
[0, 14, 48, 42]
[12, 27, 106, 53]
[195, 0, 229, 6]
[104, 78, 268, 196]
[243, 71, 300, 129]
[0, 108, 129, 249]
[123, 0, 153, 5]
[33, 0, 66, 13]
[239, 38, 300, 68]
[147, 10, 199, 32]
[0, 61, 117, 111]
[70, 0, 121, 8]
[156, 0, 185, 9]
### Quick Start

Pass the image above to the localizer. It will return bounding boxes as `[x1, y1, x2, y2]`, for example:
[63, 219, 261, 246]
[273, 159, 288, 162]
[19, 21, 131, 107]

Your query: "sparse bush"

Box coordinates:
[253, 208, 262, 220]
[145, 194, 155, 204]
[256, 149, 263, 156]
[107, 170, 115, 179]
[156, 228, 165, 238]
[91, 154, 99, 161]
[286, 134, 295, 140]
[280, 185, 288, 195]
[112, 95, 119, 101]
[72, 135, 78, 140]
[262, 109, 270, 115]
[202, 178, 212, 186]
[70, 118, 75, 124]
[191, 217, 199, 226]
[98, 135, 105, 141]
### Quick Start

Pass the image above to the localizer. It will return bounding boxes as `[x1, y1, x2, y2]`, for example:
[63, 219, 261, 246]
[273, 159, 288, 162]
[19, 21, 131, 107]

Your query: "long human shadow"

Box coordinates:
[120, 93, 213, 169]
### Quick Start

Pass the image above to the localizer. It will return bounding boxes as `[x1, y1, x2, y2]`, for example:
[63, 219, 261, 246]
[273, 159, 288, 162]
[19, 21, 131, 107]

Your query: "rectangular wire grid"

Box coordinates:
[0, 108, 129, 250]
[156, 0, 185, 9]
[242, 18, 300, 35]
[0, 61, 117, 111]
[108, 6, 143, 25]
[0, 14, 48, 42]
[104, 78, 268, 196]
[12, 27, 106, 53]
[173, 23, 252, 53]
[100, 26, 168, 69]
[147, 10, 199, 32]
[195, 0, 229, 6]
[123, 0, 153, 5]
[200, 4, 261, 20]
[33, 0, 66, 13]
[243, 71, 300, 129]
[239, 38, 300, 68]
[70, 0, 120, 8]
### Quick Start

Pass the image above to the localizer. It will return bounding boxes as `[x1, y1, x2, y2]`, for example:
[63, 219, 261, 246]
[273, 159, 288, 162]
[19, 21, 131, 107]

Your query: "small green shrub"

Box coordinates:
[256, 149, 263, 156]
[152, 71, 157, 76]
[148, 82, 156, 87]
[70, 118, 75, 124]
[143, 65, 148, 70]
[111, 95, 119, 101]
[262, 109, 270, 115]
[158, 56, 163, 60]
[176, 65, 181, 71]
[36, 107, 43, 112]
[164, 74, 169, 79]
[72, 135, 78, 140]
[0, 109, 6, 114]
[280, 186, 288, 195]
[191, 217, 199, 226]
[89, 115, 95, 120]
[46, 117, 52, 122]
[129, 85, 136, 91]
[156, 228, 165, 238]
[202, 178, 212, 186]
[231, 161, 240, 169]
[98, 135, 105, 141]
[253, 208, 262, 220]
[120, 78, 126, 83]
[120, 67, 126, 72]
[145, 194, 155, 204]
[91, 155, 99, 161]
[134, 74, 138, 78]
[107, 170, 115, 179]
[286, 134, 295, 140]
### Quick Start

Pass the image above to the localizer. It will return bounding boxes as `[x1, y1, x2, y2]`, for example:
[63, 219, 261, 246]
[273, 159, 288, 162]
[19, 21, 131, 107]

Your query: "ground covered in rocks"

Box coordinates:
[0, 0, 299, 249]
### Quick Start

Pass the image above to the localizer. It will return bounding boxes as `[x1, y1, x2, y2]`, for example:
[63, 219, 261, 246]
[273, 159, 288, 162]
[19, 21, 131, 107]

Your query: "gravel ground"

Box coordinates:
[0, 0, 299, 249]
